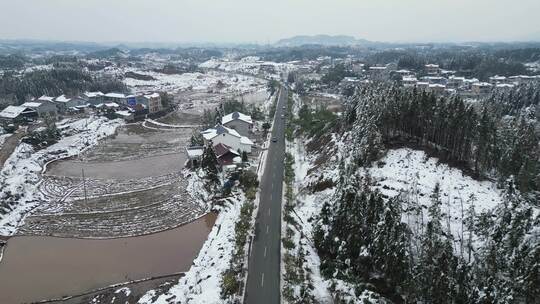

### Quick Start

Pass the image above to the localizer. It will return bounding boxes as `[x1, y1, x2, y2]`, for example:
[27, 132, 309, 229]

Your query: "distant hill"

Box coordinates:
[275, 35, 371, 47]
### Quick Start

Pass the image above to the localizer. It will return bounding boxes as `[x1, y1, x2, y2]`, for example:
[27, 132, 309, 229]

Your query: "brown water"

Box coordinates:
[0, 213, 216, 304]
[46, 153, 186, 179]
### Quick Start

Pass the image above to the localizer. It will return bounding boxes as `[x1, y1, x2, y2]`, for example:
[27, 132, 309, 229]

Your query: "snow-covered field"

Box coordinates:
[120, 68, 266, 93]
[0, 116, 124, 236]
[200, 56, 297, 79]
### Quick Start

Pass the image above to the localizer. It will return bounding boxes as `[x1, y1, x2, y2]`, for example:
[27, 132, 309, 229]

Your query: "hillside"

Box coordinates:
[280, 86, 539, 303]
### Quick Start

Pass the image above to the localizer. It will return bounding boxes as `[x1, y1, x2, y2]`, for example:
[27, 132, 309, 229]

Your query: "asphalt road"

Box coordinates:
[245, 87, 288, 304]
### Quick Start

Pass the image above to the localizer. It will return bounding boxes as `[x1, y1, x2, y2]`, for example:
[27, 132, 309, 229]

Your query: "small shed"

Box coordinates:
[186, 146, 204, 167]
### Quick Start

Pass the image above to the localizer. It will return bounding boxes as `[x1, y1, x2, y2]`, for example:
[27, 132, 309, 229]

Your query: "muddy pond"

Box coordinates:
[0, 213, 216, 304]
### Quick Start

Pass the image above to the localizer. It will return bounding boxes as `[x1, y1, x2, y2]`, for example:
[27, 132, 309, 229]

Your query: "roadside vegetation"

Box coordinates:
[220, 170, 258, 302]
[281, 91, 317, 303]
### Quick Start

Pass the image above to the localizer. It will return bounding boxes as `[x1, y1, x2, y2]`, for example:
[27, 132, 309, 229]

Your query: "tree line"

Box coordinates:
[0, 67, 126, 106]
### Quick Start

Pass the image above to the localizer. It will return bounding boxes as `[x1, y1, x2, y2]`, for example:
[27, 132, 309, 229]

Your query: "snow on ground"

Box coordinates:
[366, 148, 503, 251]
[200, 57, 297, 79]
[285, 137, 336, 303]
[121, 69, 266, 93]
[288, 134, 505, 301]
[0, 116, 124, 236]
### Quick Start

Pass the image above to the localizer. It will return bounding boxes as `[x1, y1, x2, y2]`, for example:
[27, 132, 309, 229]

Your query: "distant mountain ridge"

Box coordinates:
[275, 35, 371, 46]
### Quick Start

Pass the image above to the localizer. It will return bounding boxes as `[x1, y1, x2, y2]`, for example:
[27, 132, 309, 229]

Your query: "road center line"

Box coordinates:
[261, 273, 265, 287]
[266, 225, 269, 234]
[268, 208, 270, 216]
[264, 246, 267, 257]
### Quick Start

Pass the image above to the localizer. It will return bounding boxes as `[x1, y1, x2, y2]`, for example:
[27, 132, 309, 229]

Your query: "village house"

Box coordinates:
[201, 124, 254, 153]
[421, 76, 446, 85]
[508, 75, 539, 85]
[221, 111, 253, 137]
[472, 82, 493, 95]
[402, 76, 418, 87]
[489, 75, 507, 85]
[495, 83, 515, 90]
[213, 143, 241, 166]
[114, 110, 134, 121]
[0, 105, 36, 126]
[54, 95, 86, 113]
[368, 66, 387, 76]
[142, 93, 163, 114]
[425, 64, 440, 75]
[428, 84, 446, 94]
[83, 91, 105, 105]
[416, 81, 430, 90]
[447, 76, 465, 90]
[21, 100, 57, 117]
[103, 93, 127, 105]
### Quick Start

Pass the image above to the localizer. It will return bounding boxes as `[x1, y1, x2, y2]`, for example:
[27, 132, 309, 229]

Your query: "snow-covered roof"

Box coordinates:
[37, 95, 55, 102]
[105, 102, 120, 108]
[403, 76, 417, 82]
[201, 124, 242, 141]
[115, 110, 132, 117]
[104, 93, 126, 99]
[55, 95, 71, 103]
[84, 91, 104, 98]
[21, 102, 43, 108]
[425, 64, 439, 68]
[489, 75, 506, 81]
[186, 146, 204, 158]
[472, 82, 492, 87]
[144, 92, 160, 99]
[222, 112, 253, 125]
[429, 84, 446, 88]
[342, 77, 359, 82]
[0, 105, 29, 119]
[240, 136, 254, 145]
[496, 83, 515, 88]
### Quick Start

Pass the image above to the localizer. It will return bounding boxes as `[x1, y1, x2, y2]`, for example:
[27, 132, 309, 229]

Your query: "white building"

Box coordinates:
[143, 93, 163, 114]
[54, 95, 86, 112]
[201, 125, 254, 153]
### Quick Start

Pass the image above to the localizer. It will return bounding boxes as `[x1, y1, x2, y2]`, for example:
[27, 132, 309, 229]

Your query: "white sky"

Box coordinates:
[0, 0, 539, 43]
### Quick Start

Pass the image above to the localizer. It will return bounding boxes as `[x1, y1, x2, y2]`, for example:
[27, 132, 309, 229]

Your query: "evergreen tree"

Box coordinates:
[201, 144, 220, 185]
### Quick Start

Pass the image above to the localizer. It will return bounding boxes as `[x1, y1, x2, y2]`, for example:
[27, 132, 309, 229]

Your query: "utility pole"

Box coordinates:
[82, 168, 88, 206]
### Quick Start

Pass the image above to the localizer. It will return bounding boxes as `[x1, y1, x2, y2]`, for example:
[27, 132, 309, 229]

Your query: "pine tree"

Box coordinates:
[201, 144, 219, 185]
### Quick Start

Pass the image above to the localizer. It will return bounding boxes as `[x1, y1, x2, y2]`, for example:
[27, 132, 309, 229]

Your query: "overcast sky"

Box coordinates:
[1, 0, 539, 43]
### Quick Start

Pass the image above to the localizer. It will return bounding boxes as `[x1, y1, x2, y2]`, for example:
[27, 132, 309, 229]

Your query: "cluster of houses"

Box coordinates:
[292, 56, 540, 97]
[391, 65, 540, 96]
[0, 91, 163, 127]
[187, 111, 255, 171]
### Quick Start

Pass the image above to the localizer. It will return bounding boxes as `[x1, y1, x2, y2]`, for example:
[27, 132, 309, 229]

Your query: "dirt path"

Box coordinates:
[0, 128, 26, 168]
